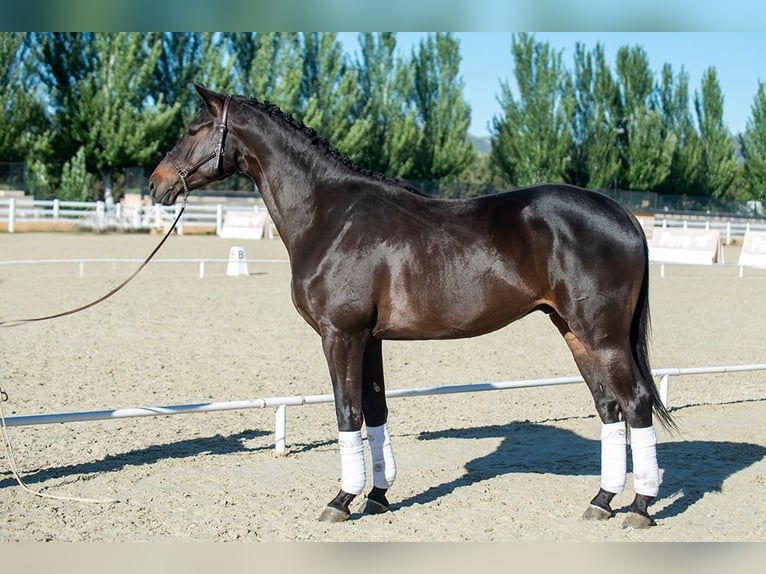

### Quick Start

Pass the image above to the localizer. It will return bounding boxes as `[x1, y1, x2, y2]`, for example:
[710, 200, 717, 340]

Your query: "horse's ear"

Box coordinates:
[193, 83, 225, 115]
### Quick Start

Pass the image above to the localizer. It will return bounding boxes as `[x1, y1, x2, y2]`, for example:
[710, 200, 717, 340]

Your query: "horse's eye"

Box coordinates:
[188, 127, 200, 136]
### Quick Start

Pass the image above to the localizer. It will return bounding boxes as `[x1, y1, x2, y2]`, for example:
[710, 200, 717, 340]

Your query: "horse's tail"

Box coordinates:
[632, 234, 678, 433]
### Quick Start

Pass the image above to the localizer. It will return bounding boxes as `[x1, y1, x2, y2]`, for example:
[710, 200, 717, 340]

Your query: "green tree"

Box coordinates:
[614, 46, 675, 192]
[0, 33, 50, 163]
[695, 67, 739, 199]
[32, 33, 178, 205]
[59, 147, 97, 201]
[491, 33, 572, 187]
[152, 33, 233, 158]
[657, 63, 702, 196]
[299, 32, 364, 154]
[226, 32, 302, 111]
[410, 32, 475, 190]
[347, 32, 418, 177]
[740, 81, 766, 202]
[567, 42, 621, 190]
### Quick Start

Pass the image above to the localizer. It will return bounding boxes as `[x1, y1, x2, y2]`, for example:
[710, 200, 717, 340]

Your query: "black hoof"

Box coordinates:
[583, 488, 615, 521]
[622, 493, 656, 529]
[359, 486, 390, 515]
[359, 498, 389, 515]
[318, 489, 356, 523]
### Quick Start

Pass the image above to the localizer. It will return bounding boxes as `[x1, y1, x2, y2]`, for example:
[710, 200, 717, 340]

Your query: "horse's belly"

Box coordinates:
[372, 288, 534, 340]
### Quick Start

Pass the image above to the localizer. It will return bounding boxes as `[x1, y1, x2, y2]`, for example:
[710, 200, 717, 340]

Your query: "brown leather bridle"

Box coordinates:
[165, 95, 233, 196]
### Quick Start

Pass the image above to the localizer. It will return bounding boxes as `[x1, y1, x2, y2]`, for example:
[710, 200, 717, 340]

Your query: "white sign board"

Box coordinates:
[219, 210, 268, 240]
[649, 228, 721, 265]
[738, 230, 766, 268]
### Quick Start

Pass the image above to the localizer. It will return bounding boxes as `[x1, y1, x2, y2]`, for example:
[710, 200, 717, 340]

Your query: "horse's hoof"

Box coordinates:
[359, 497, 390, 515]
[318, 505, 350, 523]
[582, 504, 613, 521]
[621, 512, 656, 529]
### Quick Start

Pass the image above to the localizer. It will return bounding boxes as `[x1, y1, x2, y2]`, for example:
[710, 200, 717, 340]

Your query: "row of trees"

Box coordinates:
[2, 32, 766, 203]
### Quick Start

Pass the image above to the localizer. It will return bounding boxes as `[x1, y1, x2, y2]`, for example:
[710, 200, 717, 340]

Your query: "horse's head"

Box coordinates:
[149, 84, 238, 205]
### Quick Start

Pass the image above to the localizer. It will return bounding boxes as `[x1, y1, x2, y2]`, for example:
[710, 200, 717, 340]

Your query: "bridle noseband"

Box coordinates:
[165, 95, 232, 196]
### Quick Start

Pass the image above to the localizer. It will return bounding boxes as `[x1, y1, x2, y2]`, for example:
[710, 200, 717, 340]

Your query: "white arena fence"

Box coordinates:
[3, 364, 765, 453]
[2, 196, 766, 241]
[0, 197, 273, 236]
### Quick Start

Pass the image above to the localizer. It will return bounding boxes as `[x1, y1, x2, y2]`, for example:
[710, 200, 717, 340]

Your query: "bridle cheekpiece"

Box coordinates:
[165, 95, 232, 197]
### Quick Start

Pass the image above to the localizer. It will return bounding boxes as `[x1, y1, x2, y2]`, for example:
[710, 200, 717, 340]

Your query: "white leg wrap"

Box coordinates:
[630, 425, 660, 497]
[600, 421, 627, 494]
[367, 423, 397, 489]
[338, 431, 366, 495]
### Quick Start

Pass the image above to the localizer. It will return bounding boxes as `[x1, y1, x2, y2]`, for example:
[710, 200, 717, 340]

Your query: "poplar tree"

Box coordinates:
[226, 32, 302, 112]
[348, 32, 418, 177]
[695, 67, 739, 199]
[491, 33, 572, 187]
[299, 32, 364, 154]
[614, 46, 675, 192]
[657, 63, 702, 197]
[153, 32, 233, 149]
[410, 32, 475, 190]
[741, 81, 766, 202]
[567, 42, 622, 190]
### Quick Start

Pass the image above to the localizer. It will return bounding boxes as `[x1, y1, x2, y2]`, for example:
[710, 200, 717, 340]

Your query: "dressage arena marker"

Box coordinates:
[3, 364, 764, 453]
[225, 246, 249, 276]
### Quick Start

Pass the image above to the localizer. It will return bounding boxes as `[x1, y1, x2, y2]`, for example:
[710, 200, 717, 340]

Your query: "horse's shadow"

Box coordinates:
[392, 420, 765, 520]
[3, 416, 763, 521]
[0, 429, 272, 489]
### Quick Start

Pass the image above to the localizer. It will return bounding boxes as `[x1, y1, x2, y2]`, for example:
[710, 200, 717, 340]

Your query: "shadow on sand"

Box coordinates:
[3, 405, 764, 521]
[391, 417, 765, 520]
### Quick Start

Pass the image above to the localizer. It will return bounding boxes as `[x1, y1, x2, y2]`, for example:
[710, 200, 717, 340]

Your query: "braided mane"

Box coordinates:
[239, 95, 427, 196]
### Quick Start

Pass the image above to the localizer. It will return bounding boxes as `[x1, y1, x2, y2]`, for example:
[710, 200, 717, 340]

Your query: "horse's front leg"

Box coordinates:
[318, 328, 369, 523]
[359, 338, 396, 515]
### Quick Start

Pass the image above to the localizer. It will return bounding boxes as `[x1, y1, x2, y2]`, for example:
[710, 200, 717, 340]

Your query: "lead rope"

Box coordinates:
[0, 191, 189, 503]
[0, 390, 120, 504]
[0, 191, 189, 328]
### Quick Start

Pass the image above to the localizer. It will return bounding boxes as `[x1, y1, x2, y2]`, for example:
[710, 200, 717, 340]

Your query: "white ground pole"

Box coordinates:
[3, 364, 765, 453]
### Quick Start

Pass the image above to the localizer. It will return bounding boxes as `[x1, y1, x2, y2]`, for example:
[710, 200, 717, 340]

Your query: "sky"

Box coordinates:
[338, 32, 766, 138]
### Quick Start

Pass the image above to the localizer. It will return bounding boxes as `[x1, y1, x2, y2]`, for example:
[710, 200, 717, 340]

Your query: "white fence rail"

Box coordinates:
[3, 364, 764, 453]
[653, 216, 766, 245]
[0, 197, 271, 235]
[2, 197, 766, 241]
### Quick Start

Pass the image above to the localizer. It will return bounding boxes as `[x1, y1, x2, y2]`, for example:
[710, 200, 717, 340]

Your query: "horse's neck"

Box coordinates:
[238, 116, 338, 257]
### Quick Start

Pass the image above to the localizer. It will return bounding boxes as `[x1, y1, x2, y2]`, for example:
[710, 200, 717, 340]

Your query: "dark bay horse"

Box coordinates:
[149, 84, 676, 528]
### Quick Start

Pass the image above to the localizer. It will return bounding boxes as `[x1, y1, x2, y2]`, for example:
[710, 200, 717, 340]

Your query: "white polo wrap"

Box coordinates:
[367, 423, 397, 489]
[600, 421, 627, 494]
[630, 425, 660, 497]
[338, 431, 366, 495]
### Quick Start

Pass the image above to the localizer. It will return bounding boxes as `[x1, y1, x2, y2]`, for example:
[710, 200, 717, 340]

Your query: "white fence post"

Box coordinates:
[96, 201, 105, 230]
[659, 374, 670, 407]
[275, 404, 287, 454]
[216, 204, 224, 236]
[8, 197, 15, 233]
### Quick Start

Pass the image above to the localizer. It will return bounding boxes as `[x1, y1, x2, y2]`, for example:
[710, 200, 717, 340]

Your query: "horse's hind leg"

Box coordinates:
[359, 338, 397, 515]
[549, 314, 626, 521]
[552, 313, 660, 528]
